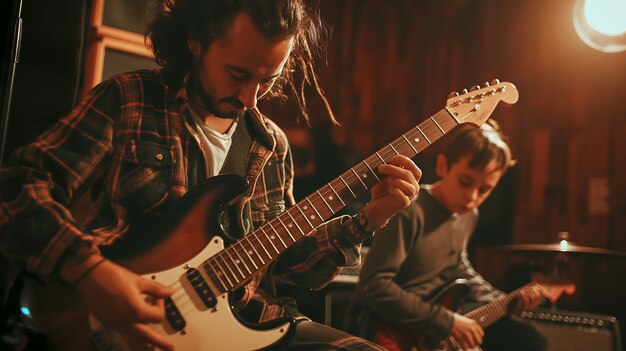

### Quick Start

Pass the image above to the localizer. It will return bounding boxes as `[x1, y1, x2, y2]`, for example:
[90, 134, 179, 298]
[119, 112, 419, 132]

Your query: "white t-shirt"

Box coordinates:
[188, 106, 238, 178]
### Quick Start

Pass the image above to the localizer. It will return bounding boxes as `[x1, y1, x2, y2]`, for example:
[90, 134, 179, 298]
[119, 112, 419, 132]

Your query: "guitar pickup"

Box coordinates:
[185, 268, 217, 308]
[164, 297, 186, 332]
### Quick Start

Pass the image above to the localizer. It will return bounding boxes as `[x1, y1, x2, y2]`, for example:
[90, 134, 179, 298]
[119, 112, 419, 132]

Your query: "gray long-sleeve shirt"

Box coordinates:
[356, 185, 503, 340]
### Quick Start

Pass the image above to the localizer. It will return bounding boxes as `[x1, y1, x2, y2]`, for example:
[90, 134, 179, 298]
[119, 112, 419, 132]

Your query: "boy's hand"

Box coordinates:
[450, 313, 484, 350]
[509, 284, 548, 314]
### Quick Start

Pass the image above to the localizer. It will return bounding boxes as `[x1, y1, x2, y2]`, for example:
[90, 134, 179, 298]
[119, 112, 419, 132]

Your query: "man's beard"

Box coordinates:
[191, 73, 245, 119]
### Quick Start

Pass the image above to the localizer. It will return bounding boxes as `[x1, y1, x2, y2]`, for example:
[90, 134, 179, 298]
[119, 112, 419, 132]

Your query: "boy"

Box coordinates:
[353, 121, 547, 351]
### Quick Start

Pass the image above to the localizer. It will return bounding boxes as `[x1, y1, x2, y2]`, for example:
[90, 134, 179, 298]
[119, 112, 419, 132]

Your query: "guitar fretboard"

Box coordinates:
[465, 284, 537, 328]
[200, 109, 460, 294]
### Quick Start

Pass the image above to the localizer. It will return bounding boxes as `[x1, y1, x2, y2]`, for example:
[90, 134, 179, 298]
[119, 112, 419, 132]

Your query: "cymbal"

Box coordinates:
[497, 242, 626, 257]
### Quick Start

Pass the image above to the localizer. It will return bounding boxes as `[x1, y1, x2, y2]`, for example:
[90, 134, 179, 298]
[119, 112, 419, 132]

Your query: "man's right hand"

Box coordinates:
[63, 256, 175, 350]
[449, 313, 484, 350]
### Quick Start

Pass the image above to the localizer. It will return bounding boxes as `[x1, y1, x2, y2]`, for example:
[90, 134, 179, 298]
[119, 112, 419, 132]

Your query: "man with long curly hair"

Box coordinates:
[0, 1, 420, 350]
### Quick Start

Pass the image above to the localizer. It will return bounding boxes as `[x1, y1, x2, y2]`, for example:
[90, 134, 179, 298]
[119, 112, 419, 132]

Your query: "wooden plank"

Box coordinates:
[568, 126, 610, 247]
[611, 122, 626, 251]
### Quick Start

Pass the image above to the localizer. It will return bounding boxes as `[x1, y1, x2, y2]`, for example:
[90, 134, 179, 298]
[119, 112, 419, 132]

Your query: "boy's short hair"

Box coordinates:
[443, 119, 515, 171]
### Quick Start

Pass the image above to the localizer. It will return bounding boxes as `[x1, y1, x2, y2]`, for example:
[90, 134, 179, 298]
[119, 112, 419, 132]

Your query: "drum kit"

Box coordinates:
[497, 231, 626, 258]
[495, 232, 626, 311]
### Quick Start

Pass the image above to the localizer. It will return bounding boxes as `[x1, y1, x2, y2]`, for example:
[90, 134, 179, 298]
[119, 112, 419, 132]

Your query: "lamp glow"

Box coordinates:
[584, 0, 626, 36]
[573, 0, 626, 53]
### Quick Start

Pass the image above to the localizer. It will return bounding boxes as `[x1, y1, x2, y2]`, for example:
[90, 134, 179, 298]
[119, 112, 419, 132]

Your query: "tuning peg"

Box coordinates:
[448, 92, 459, 98]
[490, 78, 500, 85]
[462, 88, 469, 95]
[484, 81, 490, 87]
[469, 85, 481, 91]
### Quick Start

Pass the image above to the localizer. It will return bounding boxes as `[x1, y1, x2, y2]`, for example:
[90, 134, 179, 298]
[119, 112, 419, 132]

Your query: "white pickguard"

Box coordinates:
[89, 236, 291, 351]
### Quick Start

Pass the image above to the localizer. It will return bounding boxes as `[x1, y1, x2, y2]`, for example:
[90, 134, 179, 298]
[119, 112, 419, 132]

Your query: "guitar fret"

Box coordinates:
[466, 286, 529, 330]
[213, 255, 234, 288]
[226, 248, 246, 278]
[433, 109, 455, 131]
[388, 143, 400, 155]
[375, 151, 387, 164]
[401, 135, 418, 154]
[259, 227, 280, 254]
[444, 106, 462, 124]
[327, 183, 346, 206]
[206, 261, 227, 292]
[362, 159, 380, 181]
[240, 239, 259, 270]
[245, 236, 266, 265]
[267, 221, 288, 249]
[233, 243, 252, 274]
[350, 168, 368, 189]
[295, 204, 314, 229]
[276, 215, 297, 242]
[339, 175, 357, 198]
[316, 190, 335, 212]
[305, 197, 323, 223]
[286, 210, 306, 235]
[255, 233, 273, 261]
[415, 126, 431, 144]
[222, 250, 244, 282]
[431, 116, 445, 134]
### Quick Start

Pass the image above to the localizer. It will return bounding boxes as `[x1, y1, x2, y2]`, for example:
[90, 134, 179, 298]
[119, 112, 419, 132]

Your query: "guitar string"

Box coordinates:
[166, 114, 461, 310]
[190, 105, 500, 322]
[167, 122, 449, 308]
[467, 284, 535, 327]
[134, 106, 492, 326]
[169, 120, 451, 304]
[165, 144, 403, 309]
[167, 144, 432, 314]
[193, 140, 409, 287]
[168, 146, 403, 313]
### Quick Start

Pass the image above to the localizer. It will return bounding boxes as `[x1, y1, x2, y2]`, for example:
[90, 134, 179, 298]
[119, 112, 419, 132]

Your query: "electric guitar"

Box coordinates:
[370, 280, 576, 351]
[19, 80, 519, 350]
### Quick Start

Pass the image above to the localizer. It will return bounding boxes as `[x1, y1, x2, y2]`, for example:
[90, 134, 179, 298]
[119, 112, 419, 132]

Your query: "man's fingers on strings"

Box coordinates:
[139, 278, 174, 298]
[388, 178, 418, 198]
[388, 154, 422, 179]
[132, 294, 168, 323]
[389, 186, 412, 207]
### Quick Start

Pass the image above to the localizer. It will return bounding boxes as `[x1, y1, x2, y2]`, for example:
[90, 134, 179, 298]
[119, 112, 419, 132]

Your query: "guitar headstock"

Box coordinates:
[446, 79, 519, 127]
[537, 283, 577, 303]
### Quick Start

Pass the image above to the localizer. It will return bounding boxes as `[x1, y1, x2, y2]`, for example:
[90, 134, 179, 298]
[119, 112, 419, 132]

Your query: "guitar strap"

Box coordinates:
[217, 112, 255, 240]
[219, 111, 254, 178]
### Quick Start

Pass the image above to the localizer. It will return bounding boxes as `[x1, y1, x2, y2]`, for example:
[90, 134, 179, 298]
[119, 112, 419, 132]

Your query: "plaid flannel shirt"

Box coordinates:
[0, 69, 372, 322]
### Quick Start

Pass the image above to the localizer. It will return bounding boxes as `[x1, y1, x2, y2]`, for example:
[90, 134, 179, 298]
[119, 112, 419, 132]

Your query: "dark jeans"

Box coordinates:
[482, 316, 547, 351]
[279, 320, 387, 351]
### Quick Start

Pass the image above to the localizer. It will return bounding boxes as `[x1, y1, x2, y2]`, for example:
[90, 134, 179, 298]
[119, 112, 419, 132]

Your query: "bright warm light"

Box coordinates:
[573, 0, 626, 52]
[559, 240, 569, 251]
[584, 0, 626, 36]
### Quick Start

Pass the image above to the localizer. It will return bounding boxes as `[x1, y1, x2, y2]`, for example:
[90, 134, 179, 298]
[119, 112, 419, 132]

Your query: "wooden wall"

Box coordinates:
[268, 0, 626, 253]
[263, 0, 626, 336]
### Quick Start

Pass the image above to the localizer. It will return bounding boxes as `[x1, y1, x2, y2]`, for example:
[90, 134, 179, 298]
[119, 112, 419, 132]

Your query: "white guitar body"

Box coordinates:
[89, 236, 291, 351]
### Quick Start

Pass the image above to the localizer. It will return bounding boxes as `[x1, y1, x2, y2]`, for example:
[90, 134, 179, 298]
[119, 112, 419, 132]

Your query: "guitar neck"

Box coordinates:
[464, 284, 535, 329]
[198, 108, 461, 294]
